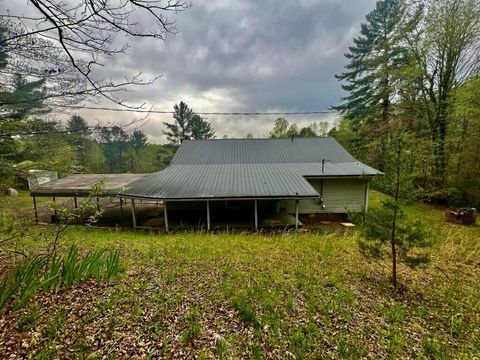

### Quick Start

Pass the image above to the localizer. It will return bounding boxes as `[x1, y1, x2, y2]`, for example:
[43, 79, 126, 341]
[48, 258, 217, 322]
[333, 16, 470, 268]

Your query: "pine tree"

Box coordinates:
[189, 115, 216, 140]
[163, 102, 216, 144]
[163, 101, 194, 144]
[66, 115, 91, 166]
[333, 0, 417, 125]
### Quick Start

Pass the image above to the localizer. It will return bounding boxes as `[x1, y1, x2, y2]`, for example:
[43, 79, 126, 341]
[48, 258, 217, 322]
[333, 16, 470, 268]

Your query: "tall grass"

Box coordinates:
[0, 244, 121, 313]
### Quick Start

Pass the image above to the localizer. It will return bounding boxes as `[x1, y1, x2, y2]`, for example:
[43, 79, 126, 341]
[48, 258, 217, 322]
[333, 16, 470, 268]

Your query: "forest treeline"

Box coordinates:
[1, 0, 479, 208]
[330, 0, 480, 208]
[0, 98, 219, 187]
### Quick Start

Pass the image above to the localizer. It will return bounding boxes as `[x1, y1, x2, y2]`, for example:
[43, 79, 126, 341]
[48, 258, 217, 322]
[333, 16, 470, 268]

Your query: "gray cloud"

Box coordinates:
[4, 0, 377, 142]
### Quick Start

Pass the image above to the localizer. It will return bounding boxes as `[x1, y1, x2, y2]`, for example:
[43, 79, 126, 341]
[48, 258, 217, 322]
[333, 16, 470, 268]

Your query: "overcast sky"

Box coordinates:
[5, 0, 377, 143]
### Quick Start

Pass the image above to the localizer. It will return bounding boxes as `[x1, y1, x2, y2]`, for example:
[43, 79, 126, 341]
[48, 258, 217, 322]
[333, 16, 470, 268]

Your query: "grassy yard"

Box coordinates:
[0, 192, 479, 359]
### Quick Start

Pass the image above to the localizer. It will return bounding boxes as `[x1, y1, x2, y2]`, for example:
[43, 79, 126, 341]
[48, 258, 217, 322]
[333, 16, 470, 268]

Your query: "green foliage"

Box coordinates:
[163, 101, 216, 144]
[355, 200, 431, 267]
[231, 295, 259, 328]
[190, 114, 216, 140]
[0, 75, 50, 120]
[269, 117, 329, 138]
[130, 130, 149, 152]
[66, 115, 91, 165]
[0, 244, 121, 313]
[333, 0, 417, 121]
[333, 0, 480, 206]
[181, 307, 202, 344]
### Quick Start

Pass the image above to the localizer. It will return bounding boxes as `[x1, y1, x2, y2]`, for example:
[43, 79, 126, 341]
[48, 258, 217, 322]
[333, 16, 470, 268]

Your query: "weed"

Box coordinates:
[17, 304, 41, 331]
[215, 336, 228, 359]
[231, 295, 258, 328]
[421, 337, 449, 359]
[44, 307, 67, 341]
[181, 308, 202, 344]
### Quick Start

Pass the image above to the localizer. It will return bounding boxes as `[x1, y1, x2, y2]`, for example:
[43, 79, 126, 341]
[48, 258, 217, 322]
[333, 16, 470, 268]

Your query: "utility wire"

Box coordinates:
[59, 104, 337, 115]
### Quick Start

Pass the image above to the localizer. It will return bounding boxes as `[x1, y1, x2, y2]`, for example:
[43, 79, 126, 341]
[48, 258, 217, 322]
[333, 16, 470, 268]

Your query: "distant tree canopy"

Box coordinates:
[269, 117, 329, 138]
[163, 101, 216, 144]
[332, 0, 480, 207]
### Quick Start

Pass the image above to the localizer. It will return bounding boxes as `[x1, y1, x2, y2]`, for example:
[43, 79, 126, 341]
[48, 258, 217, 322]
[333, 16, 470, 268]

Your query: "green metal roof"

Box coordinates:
[122, 137, 381, 200]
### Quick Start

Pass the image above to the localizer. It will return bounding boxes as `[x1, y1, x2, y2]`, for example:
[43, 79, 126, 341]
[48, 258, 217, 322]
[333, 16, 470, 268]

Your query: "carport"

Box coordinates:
[29, 174, 146, 226]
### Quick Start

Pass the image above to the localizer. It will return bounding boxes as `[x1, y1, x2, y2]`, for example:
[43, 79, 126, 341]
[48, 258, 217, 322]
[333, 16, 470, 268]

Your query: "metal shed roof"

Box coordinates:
[122, 137, 381, 200]
[30, 174, 147, 197]
[171, 137, 356, 165]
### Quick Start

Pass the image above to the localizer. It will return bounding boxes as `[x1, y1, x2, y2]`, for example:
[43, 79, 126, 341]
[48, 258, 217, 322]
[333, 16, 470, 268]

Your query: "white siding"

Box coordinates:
[284, 178, 367, 214]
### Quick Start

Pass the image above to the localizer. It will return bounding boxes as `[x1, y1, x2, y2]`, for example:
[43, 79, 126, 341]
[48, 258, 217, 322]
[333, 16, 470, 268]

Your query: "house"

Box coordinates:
[121, 137, 382, 230]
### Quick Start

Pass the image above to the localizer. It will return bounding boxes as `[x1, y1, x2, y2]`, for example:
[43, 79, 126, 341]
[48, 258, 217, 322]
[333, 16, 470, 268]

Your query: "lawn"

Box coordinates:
[0, 192, 479, 359]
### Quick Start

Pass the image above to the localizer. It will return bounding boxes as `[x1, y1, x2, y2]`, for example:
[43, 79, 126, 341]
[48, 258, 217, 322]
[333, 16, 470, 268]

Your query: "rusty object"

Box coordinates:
[445, 208, 477, 225]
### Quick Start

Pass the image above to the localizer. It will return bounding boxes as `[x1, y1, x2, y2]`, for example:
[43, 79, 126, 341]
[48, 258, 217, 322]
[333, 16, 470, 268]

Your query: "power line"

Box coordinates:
[60, 104, 337, 116]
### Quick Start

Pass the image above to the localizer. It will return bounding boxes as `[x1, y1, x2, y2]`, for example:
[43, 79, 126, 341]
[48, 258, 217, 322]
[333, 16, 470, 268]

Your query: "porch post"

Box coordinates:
[254, 199, 258, 230]
[364, 179, 369, 212]
[295, 200, 299, 229]
[131, 199, 137, 230]
[52, 196, 57, 217]
[164, 201, 169, 232]
[119, 197, 124, 229]
[74, 197, 78, 209]
[206, 200, 211, 231]
[33, 196, 38, 224]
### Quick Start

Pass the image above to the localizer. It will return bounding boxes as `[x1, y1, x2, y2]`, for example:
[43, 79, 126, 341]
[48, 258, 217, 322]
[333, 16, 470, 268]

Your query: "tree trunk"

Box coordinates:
[391, 203, 398, 289]
[391, 144, 401, 289]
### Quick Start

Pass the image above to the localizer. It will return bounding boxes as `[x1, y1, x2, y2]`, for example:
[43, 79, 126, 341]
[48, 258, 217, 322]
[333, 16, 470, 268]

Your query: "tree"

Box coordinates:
[163, 102, 217, 144]
[163, 102, 194, 145]
[66, 115, 91, 166]
[0, 75, 50, 120]
[0, 21, 86, 111]
[130, 130, 149, 152]
[406, 0, 480, 180]
[298, 127, 316, 137]
[269, 118, 289, 138]
[355, 124, 431, 288]
[0, 1, 189, 108]
[95, 125, 132, 173]
[333, 0, 417, 124]
[190, 115, 216, 140]
[286, 123, 299, 137]
[15, 120, 77, 177]
[445, 77, 480, 207]
[270, 118, 328, 138]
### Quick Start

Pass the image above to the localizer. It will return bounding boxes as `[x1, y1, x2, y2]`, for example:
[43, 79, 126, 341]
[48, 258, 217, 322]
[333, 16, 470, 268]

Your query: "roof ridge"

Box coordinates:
[182, 136, 335, 142]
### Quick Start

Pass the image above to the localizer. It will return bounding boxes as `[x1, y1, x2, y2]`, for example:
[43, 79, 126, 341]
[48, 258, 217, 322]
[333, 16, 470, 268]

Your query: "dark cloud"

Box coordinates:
[4, 0, 377, 142]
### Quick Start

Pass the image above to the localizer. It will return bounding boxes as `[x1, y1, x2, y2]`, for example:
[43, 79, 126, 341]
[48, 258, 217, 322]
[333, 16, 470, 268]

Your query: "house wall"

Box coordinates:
[283, 178, 368, 214]
[164, 178, 368, 215]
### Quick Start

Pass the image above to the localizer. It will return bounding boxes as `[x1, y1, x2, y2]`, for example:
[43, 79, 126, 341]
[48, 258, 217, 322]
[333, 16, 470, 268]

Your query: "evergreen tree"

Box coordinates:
[355, 124, 431, 288]
[189, 115, 216, 140]
[333, 0, 417, 124]
[66, 115, 91, 166]
[0, 75, 49, 120]
[163, 101, 193, 144]
[163, 102, 216, 144]
[130, 130, 149, 151]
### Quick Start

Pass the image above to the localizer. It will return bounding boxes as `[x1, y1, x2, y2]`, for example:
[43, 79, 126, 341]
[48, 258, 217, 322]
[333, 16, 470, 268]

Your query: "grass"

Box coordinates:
[0, 191, 479, 358]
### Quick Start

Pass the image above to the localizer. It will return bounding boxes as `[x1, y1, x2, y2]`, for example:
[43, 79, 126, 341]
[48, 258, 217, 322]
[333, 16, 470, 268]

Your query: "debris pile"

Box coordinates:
[445, 208, 477, 225]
